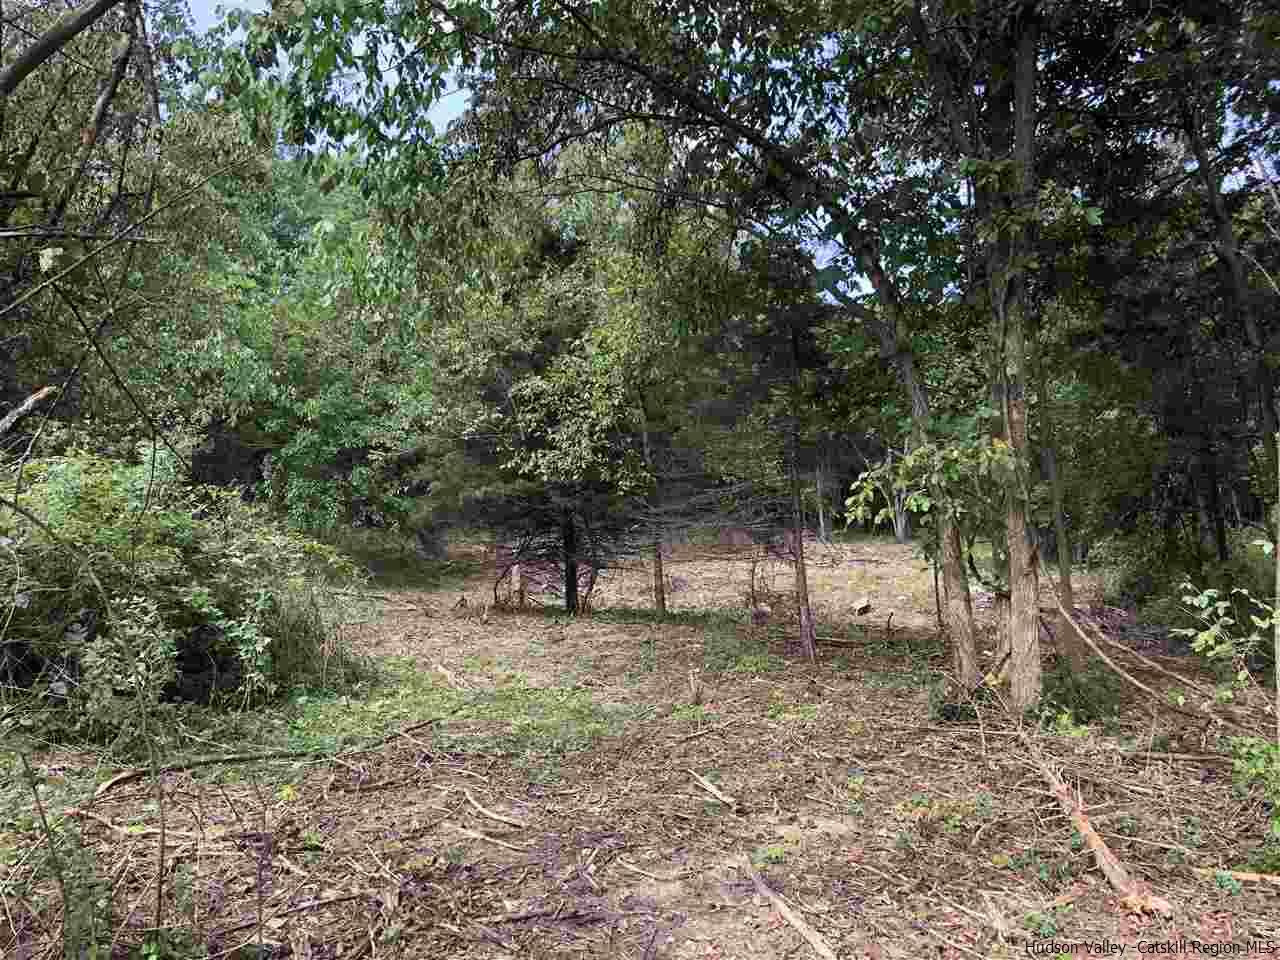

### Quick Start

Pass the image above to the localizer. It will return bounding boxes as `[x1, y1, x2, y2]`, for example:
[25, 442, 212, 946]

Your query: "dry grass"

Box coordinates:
[2, 538, 1276, 960]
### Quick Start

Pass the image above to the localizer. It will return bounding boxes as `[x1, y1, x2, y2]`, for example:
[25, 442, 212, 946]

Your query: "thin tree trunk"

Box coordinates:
[512, 561, 524, 607]
[998, 16, 1041, 712]
[563, 509, 578, 615]
[637, 389, 666, 615]
[788, 328, 818, 662]
[851, 295, 978, 676]
[815, 466, 828, 542]
[1038, 372, 1074, 611]
[1193, 463, 1215, 562]
[1274, 431, 1279, 748]
[892, 488, 911, 543]
[790, 457, 818, 662]
[1039, 368, 1086, 666]
[1186, 106, 1280, 486]
[653, 543, 667, 616]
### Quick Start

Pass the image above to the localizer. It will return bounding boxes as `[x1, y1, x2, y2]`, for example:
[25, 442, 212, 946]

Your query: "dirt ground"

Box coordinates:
[4, 540, 1278, 959]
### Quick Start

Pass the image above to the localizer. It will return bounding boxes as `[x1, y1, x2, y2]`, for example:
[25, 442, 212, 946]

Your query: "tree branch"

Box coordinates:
[0, 0, 126, 97]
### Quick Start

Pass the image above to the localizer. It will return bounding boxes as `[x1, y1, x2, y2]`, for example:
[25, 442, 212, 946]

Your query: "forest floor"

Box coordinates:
[4, 538, 1279, 959]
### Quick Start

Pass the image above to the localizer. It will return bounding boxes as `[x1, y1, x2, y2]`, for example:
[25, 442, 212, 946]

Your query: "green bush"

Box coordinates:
[1039, 657, 1124, 724]
[0, 450, 363, 744]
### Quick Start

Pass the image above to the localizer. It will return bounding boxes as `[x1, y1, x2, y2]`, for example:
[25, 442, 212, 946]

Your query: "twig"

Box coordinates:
[212, 891, 372, 937]
[464, 788, 527, 828]
[742, 857, 836, 960]
[93, 750, 323, 798]
[673, 718, 739, 743]
[687, 769, 736, 806]
[615, 858, 689, 883]
[446, 821, 529, 852]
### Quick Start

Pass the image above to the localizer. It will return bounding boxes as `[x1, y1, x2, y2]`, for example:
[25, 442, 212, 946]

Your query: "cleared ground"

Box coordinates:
[3, 539, 1277, 959]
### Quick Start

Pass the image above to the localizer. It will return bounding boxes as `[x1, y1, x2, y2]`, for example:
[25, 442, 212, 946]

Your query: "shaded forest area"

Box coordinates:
[2, 0, 1280, 956]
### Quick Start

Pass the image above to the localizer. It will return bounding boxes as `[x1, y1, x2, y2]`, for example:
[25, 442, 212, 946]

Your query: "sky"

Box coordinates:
[186, 0, 469, 131]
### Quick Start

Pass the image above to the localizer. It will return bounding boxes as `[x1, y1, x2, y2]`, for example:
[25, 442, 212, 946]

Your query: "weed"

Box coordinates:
[702, 625, 772, 673]
[669, 704, 708, 725]
[1212, 869, 1242, 895]
[1046, 710, 1092, 738]
[1024, 911, 1059, 937]
[754, 844, 788, 865]
[731, 652, 785, 674]
[974, 792, 994, 818]
[1243, 840, 1280, 874]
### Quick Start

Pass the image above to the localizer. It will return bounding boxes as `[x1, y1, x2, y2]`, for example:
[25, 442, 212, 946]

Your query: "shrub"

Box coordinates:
[1039, 657, 1124, 724]
[0, 449, 363, 744]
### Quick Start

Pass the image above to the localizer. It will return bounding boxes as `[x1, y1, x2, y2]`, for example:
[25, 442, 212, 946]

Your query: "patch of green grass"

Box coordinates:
[277, 657, 465, 753]
[731, 652, 785, 674]
[1024, 911, 1059, 937]
[456, 677, 635, 758]
[703, 624, 773, 673]
[669, 703, 709, 725]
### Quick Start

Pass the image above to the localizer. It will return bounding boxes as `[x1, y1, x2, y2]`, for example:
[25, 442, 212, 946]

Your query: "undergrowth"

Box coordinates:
[1, 447, 366, 748]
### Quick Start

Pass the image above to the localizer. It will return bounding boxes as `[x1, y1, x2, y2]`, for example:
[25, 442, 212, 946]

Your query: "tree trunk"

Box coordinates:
[815, 466, 828, 542]
[787, 327, 818, 663]
[790, 458, 818, 662]
[637, 389, 667, 614]
[1273, 431, 1279, 748]
[849, 286, 979, 678]
[1193, 465, 1215, 562]
[941, 516, 979, 687]
[1038, 373, 1074, 611]
[998, 16, 1041, 712]
[1186, 105, 1280, 490]
[1039, 369, 1087, 666]
[563, 509, 578, 615]
[512, 561, 525, 607]
[892, 488, 911, 543]
[653, 542, 667, 616]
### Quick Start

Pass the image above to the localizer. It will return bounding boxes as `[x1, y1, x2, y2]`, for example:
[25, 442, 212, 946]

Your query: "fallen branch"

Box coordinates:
[1096, 632, 1215, 699]
[464, 788, 527, 828]
[93, 706, 468, 799]
[742, 857, 837, 960]
[1053, 596, 1254, 735]
[0, 386, 56, 436]
[93, 750, 322, 799]
[1021, 731, 1173, 916]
